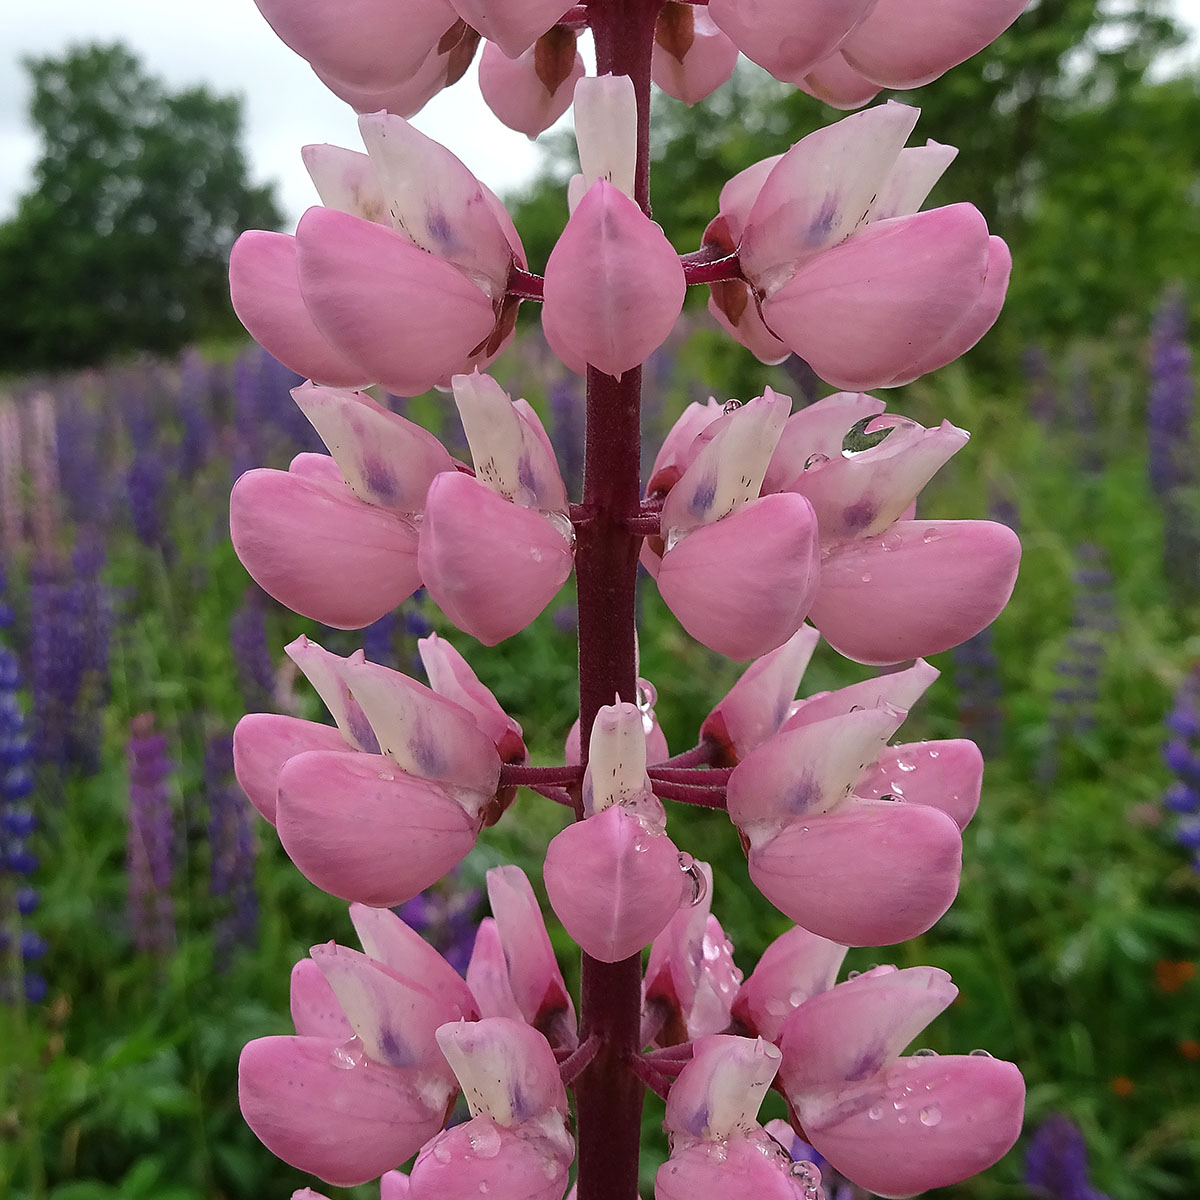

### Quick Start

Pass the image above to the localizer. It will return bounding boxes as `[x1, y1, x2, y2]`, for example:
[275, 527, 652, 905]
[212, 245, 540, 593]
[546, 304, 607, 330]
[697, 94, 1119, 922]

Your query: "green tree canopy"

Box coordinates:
[0, 42, 283, 370]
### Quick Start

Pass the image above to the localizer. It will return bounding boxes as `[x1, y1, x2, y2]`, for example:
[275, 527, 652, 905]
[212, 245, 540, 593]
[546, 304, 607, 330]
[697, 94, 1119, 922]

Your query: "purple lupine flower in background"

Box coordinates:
[126, 447, 169, 551]
[53, 387, 116, 528]
[62, 532, 111, 775]
[0, 643, 45, 1003]
[126, 714, 175, 956]
[231, 586, 277, 714]
[205, 733, 258, 968]
[1147, 287, 1195, 499]
[1024, 345, 1058, 427]
[362, 610, 399, 669]
[1025, 1113, 1110, 1200]
[1039, 543, 1118, 783]
[28, 392, 62, 559]
[232, 346, 313, 481]
[177, 348, 217, 480]
[1162, 661, 1200, 874]
[115, 361, 166, 455]
[395, 871, 482, 977]
[549, 375, 585, 498]
[779, 354, 822, 407]
[764, 1120, 863, 1200]
[29, 558, 73, 771]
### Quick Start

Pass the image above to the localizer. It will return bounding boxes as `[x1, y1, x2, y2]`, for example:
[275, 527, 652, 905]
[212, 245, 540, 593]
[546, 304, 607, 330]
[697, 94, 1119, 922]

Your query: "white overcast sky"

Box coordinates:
[1, 1, 1198, 226]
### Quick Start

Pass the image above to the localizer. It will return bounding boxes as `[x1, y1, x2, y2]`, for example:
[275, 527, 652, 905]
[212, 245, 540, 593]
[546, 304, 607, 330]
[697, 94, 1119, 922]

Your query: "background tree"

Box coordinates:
[0, 43, 283, 370]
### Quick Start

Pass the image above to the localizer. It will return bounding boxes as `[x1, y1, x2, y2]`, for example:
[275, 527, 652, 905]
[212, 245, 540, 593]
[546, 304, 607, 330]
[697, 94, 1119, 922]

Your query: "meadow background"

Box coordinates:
[2, 2, 1200, 1198]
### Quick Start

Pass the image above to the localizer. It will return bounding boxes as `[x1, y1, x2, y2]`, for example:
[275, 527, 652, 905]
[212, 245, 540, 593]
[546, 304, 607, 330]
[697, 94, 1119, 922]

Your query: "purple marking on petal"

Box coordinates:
[428, 209, 455, 252]
[842, 499, 877, 532]
[345, 693, 381, 754]
[410, 735, 446, 777]
[805, 197, 840, 247]
[362, 455, 400, 504]
[378, 1027, 415, 1067]
[843, 1045, 885, 1082]
[517, 454, 537, 496]
[689, 475, 718, 518]
[786, 773, 820, 814]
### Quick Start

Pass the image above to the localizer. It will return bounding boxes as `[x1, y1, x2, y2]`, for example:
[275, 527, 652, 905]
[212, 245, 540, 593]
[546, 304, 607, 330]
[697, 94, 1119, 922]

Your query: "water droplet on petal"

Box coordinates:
[969, 1048, 993, 1057]
[897, 1113, 909, 1124]
[330, 1035, 366, 1070]
[723, 399, 743, 414]
[804, 452, 830, 470]
[378, 771, 395, 782]
[469, 1123, 503, 1159]
[928, 749, 940, 759]
[922, 527, 941, 544]
[545, 509, 576, 545]
[882, 531, 902, 551]
[679, 852, 707, 905]
[867, 1104, 883, 1120]
[860, 572, 873, 583]
[920, 1106, 942, 1127]
[913, 1048, 939, 1057]
[433, 1141, 452, 1164]
[636, 678, 658, 711]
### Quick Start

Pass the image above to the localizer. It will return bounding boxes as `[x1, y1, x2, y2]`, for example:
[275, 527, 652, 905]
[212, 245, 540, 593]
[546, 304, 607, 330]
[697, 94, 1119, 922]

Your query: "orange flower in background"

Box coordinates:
[1111, 1076, 1135, 1097]
[1155, 959, 1197, 993]
[1179, 1040, 1200, 1061]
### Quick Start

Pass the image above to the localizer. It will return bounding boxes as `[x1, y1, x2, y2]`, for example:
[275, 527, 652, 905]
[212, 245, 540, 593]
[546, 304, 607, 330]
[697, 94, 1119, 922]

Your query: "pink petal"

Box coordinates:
[381, 1173, 410, 1200]
[656, 1131, 809, 1200]
[287, 450, 346, 485]
[652, 6, 740, 105]
[716, 155, 783, 247]
[339, 655, 502, 797]
[857, 740, 983, 830]
[741, 102, 919, 294]
[782, 659, 939, 732]
[284, 637, 380, 753]
[665, 1034, 782, 1139]
[731, 925, 848, 1042]
[700, 626, 821, 763]
[762, 391, 887, 493]
[542, 180, 686, 378]
[708, 0, 876, 85]
[727, 706, 907, 843]
[872, 141, 960, 222]
[230, 468, 420, 628]
[238, 1035, 450, 1186]
[418, 632, 527, 763]
[228, 231, 370, 387]
[657, 493, 820, 660]
[349, 903, 480, 1016]
[311, 36, 470, 118]
[252, 0, 458, 90]
[233, 713, 349, 825]
[808, 519, 1021, 665]
[796, 1054, 1026, 1197]
[485, 866, 577, 1045]
[435, 1016, 569, 1121]
[276, 750, 480, 906]
[301, 143, 388, 224]
[573, 75, 638, 200]
[749, 800, 963, 945]
[291, 957, 354, 1040]
[778, 965, 957, 1091]
[842, 0, 1029, 90]
[544, 804, 687, 962]
[761, 205, 992, 392]
[419, 472, 574, 645]
[798, 51, 882, 109]
[707, 281, 791, 365]
[295, 205, 496, 397]
[357, 113, 516, 300]
[884, 235, 1011, 385]
[449, 0, 574, 59]
[310, 942, 467, 1071]
[646, 399, 725, 497]
[479, 31, 584, 138]
[785, 417, 969, 542]
[291, 382, 454, 513]
[465, 917, 525, 1020]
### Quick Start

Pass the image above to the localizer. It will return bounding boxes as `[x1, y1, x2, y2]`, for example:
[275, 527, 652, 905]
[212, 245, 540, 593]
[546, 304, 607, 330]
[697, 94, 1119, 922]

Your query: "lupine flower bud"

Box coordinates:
[479, 30, 584, 138]
[652, 4, 740, 105]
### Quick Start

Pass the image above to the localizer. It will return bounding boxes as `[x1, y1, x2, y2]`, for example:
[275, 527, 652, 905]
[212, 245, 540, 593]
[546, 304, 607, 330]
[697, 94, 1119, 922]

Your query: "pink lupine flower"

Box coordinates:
[644, 861, 743, 1045]
[251, 0, 460, 93]
[233, 114, 525, 395]
[726, 661, 965, 944]
[706, 103, 1010, 391]
[479, 29, 584, 138]
[642, 390, 820, 659]
[777, 966, 1025, 1197]
[652, 4, 740, 106]
[240, 905, 477, 1185]
[449, 0, 575, 59]
[230, 383, 455, 628]
[409, 1018, 575, 1200]
[545, 702, 691, 962]
[708, 0, 1027, 96]
[419, 371, 575, 644]
[467, 866, 578, 1049]
[656, 1034, 825, 1200]
[296, 1169, 409, 1200]
[566, 674, 670, 765]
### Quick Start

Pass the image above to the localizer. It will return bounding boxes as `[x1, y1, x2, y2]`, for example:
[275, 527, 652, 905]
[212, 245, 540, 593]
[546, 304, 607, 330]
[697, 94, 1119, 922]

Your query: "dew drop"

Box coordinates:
[330, 1035, 366, 1070]
[860, 572, 873, 583]
[545, 509, 576, 544]
[867, 1105, 883, 1121]
[804, 452, 830, 470]
[922, 527, 941, 544]
[881, 531, 903, 551]
[912, 1048, 939, 1057]
[636, 678, 658, 711]
[920, 1106, 942, 1127]
[969, 1048, 993, 1058]
[479, 1185, 490, 1195]
[469, 1123, 503, 1159]
[433, 1141, 452, 1164]
[846, 969, 861, 979]
[723, 399, 744, 414]
[928, 749, 940, 759]
[679, 853, 708, 905]
[788, 989, 807, 1008]
[378, 771, 395, 782]
[897, 1113, 909, 1124]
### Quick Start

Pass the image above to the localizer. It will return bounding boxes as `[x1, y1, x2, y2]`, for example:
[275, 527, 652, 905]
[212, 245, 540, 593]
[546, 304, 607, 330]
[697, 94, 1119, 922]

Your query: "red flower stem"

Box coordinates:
[656, 742, 720, 768]
[681, 249, 743, 285]
[642, 1043, 697, 1073]
[651, 780, 729, 807]
[647, 765, 734, 784]
[501, 763, 584, 787]
[559, 1033, 603, 1087]
[623, 513, 661, 535]
[572, 4, 660, 1200]
[507, 266, 545, 300]
[524, 784, 576, 808]
[627, 1053, 673, 1101]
